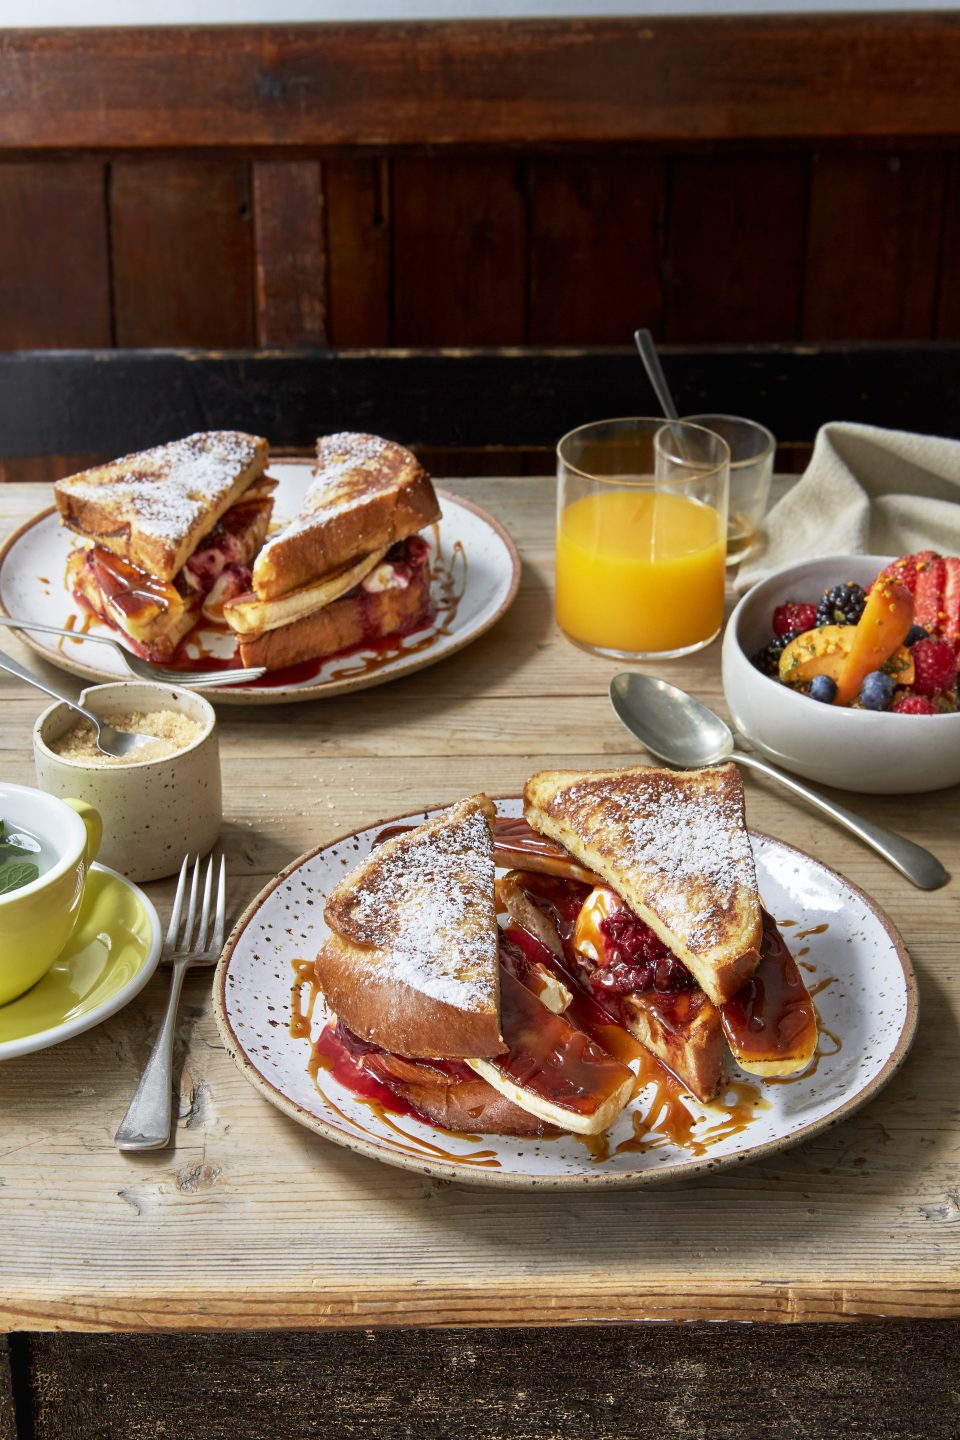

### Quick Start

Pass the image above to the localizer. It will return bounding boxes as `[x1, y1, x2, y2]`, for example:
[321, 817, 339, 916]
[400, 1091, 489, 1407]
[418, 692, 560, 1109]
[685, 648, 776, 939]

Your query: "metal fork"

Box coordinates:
[0, 615, 265, 686]
[115, 854, 227, 1151]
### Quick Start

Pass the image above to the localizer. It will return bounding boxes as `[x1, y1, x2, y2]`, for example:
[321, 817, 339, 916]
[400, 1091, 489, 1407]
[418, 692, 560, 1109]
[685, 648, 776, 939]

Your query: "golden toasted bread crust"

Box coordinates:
[55, 432, 268, 581]
[523, 764, 762, 1006]
[252, 433, 441, 599]
[236, 557, 432, 670]
[622, 993, 724, 1102]
[316, 796, 505, 1059]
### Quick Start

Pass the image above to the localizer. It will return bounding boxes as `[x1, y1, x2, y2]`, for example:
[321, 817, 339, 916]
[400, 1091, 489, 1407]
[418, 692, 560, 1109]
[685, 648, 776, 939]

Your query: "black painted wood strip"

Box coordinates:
[0, 344, 957, 458]
[19, 1324, 960, 1440]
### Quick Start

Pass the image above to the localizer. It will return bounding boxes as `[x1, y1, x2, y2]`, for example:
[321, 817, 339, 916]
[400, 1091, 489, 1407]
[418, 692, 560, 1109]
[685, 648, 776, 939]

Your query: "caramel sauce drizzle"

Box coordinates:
[57, 609, 96, 653]
[289, 958, 501, 1169]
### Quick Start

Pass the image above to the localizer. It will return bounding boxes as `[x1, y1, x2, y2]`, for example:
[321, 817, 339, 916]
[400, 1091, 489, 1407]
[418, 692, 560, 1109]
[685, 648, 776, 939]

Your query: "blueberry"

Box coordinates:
[808, 674, 837, 704]
[859, 670, 895, 711]
[905, 624, 929, 647]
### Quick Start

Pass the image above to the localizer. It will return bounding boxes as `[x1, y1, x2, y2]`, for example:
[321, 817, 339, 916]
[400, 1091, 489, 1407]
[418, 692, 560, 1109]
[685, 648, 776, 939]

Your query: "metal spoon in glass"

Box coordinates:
[0, 646, 155, 759]
[610, 672, 949, 891]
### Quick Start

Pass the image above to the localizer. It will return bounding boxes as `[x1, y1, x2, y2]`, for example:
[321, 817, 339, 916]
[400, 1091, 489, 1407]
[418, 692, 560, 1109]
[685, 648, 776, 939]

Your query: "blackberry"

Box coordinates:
[815, 582, 866, 627]
[750, 630, 800, 677]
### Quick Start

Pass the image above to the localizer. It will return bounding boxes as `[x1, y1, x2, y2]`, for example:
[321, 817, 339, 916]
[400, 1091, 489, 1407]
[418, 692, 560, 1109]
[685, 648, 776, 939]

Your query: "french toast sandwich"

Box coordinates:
[224, 433, 442, 671]
[523, 763, 763, 1007]
[496, 764, 815, 1100]
[314, 794, 635, 1137]
[55, 431, 273, 662]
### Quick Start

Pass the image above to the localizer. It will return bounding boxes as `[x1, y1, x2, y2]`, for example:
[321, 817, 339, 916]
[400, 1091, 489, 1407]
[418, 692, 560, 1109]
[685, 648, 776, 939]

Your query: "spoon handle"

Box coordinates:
[0, 646, 104, 733]
[634, 329, 679, 420]
[733, 750, 948, 890]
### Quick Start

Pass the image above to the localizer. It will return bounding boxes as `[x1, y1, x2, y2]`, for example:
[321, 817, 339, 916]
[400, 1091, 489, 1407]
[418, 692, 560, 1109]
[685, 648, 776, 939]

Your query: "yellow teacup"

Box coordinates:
[0, 783, 102, 1005]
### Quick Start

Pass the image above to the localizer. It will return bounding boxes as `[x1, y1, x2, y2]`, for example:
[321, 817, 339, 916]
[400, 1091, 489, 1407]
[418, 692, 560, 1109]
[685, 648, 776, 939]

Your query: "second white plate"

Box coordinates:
[0, 465, 520, 704]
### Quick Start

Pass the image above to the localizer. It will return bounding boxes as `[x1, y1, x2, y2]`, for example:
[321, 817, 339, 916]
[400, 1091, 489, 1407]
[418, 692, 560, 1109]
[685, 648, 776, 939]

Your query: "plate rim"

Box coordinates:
[0, 484, 521, 704]
[213, 799, 919, 1191]
[0, 861, 163, 1062]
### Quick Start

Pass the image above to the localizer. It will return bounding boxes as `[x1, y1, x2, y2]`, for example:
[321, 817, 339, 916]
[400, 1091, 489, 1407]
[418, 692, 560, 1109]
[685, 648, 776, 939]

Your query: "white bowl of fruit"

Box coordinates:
[722, 551, 960, 793]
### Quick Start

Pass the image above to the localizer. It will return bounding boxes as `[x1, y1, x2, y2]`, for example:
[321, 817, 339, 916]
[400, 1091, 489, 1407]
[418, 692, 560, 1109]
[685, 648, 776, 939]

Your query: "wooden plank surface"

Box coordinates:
[252, 161, 327, 346]
[393, 157, 527, 346]
[20, 1325, 960, 1440]
[0, 161, 111, 350]
[0, 474, 957, 1332]
[111, 160, 256, 348]
[2, 17, 960, 150]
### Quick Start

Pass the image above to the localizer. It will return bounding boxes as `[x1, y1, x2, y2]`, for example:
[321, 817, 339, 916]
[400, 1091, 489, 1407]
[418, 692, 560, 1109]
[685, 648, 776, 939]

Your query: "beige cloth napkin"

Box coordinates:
[735, 422, 960, 593]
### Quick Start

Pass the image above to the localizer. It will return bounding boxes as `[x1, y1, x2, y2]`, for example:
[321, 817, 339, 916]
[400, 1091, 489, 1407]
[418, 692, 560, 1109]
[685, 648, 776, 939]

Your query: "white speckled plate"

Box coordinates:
[214, 798, 917, 1189]
[0, 464, 519, 704]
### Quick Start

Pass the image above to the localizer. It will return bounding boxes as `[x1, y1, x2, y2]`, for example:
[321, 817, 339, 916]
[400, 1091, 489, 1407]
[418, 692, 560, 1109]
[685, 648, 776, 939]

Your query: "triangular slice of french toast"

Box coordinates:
[523, 763, 762, 1007]
[252, 432, 441, 600]
[55, 431, 269, 581]
[316, 794, 505, 1059]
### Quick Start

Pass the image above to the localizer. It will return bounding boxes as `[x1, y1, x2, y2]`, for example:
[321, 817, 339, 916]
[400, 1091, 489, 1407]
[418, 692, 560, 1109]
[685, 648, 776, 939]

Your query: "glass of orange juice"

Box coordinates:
[555, 417, 730, 660]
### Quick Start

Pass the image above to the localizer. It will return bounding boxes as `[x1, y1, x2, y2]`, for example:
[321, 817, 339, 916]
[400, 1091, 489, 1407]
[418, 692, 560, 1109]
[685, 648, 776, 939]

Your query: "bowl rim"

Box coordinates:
[727, 552, 960, 722]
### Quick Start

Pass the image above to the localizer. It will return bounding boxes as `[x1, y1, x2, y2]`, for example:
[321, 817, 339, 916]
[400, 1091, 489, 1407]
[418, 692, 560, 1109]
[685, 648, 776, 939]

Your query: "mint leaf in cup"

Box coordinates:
[0, 860, 40, 894]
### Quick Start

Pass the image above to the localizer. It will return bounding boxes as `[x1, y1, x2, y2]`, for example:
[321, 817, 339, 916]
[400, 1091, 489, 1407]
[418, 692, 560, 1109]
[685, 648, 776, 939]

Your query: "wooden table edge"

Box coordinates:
[3, 1282, 959, 1332]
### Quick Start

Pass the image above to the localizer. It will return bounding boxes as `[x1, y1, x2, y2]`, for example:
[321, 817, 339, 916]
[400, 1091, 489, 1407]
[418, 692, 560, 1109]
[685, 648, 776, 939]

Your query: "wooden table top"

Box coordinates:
[0, 476, 957, 1333]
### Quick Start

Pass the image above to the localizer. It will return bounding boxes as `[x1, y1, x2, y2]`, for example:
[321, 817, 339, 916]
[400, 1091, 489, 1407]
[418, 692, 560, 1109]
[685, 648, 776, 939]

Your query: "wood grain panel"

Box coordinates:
[393, 157, 526, 346]
[2, 18, 960, 149]
[936, 154, 960, 339]
[0, 161, 111, 350]
[527, 156, 666, 344]
[111, 159, 256, 348]
[21, 1326, 960, 1440]
[663, 154, 808, 344]
[324, 159, 392, 347]
[252, 161, 326, 346]
[803, 152, 946, 341]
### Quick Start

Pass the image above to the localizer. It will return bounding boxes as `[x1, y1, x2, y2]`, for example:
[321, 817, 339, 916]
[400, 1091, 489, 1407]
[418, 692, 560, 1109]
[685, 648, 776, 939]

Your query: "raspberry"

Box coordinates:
[892, 694, 937, 715]
[772, 602, 817, 637]
[594, 910, 695, 995]
[911, 637, 958, 696]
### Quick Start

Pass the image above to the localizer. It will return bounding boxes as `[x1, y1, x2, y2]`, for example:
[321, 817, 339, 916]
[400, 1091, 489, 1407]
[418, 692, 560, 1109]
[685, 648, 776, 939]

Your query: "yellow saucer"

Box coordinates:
[0, 864, 161, 1060]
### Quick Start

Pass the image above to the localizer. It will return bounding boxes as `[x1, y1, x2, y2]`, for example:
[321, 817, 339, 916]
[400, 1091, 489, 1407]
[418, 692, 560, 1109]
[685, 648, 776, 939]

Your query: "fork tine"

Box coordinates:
[195, 855, 215, 951]
[182, 855, 201, 950]
[211, 855, 227, 954]
[150, 667, 266, 687]
[165, 855, 190, 952]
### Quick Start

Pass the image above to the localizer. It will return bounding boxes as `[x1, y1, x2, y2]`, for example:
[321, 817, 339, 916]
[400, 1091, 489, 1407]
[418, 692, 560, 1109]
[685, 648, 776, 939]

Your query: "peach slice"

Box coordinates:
[779, 626, 914, 690]
[833, 577, 914, 706]
[779, 625, 854, 685]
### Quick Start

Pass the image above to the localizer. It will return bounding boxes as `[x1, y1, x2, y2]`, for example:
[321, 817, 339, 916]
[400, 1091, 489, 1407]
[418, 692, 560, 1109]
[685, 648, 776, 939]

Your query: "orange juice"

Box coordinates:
[556, 488, 725, 654]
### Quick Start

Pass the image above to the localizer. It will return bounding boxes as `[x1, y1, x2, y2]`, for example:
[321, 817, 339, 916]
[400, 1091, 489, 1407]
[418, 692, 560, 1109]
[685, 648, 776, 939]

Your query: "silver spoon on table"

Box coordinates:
[0, 646, 155, 759]
[610, 672, 949, 891]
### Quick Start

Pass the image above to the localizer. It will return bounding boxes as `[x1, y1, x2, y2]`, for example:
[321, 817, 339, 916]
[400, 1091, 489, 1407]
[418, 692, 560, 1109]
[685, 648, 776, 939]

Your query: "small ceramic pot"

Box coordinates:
[33, 681, 221, 882]
[0, 782, 102, 1004]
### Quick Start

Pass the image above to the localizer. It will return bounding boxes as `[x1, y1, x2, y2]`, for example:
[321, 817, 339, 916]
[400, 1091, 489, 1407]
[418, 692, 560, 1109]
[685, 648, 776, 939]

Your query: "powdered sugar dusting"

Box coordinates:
[57, 432, 263, 544]
[257, 433, 408, 562]
[549, 768, 757, 954]
[334, 802, 498, 1012]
